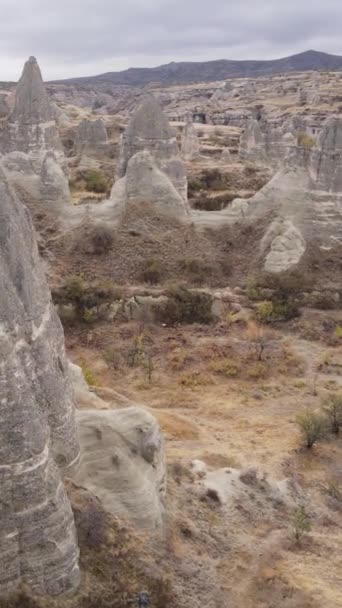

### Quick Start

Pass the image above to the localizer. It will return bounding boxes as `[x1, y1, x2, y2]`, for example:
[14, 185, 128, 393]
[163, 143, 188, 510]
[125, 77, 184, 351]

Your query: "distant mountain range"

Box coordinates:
[53, 50, 342, 88]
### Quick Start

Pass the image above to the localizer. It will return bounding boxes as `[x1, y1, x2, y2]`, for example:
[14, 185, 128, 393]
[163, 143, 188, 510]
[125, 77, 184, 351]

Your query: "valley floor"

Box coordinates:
[64, 308, 342, 608]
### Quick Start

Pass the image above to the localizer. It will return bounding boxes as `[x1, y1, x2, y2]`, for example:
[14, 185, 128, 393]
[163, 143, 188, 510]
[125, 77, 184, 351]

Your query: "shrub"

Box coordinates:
[139, 258, 164, 285]
[245, 321, 272, 360]
[297, 131, 315, 149]
[79, 360, 97, 386]
[84, 170, 108, 193]
[157, 286, 213, 325]
[256, 300, 299, 323]
[86, 225, 114, 254]
[178, 257, 215, 285]
[322, 393, 342, 434]
[188, 177, 203, 196]
[201, 168, 226, 190]
[192, 194, 226, 211]
[296, 411, 326, 448]
[207, 358, 240, 377]
[319, 479, 342, 506]
[53, 277, 121, 322]
[334, 325, 342, 339]
[291, 507, 311, 542]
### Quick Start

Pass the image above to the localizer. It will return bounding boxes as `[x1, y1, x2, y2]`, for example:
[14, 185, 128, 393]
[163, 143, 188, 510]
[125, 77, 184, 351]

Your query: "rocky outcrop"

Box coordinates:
[74, 408, 166, 530]
[1, 57, 70, 210]
[310, 116, 342, 193]
[74, 118, 108, 156]
[108, 151, 190, 222]
[0, 168, 80, 596]
[181, 120, 200, 160]
[239, 119, 266, 163]
[239, 118, 297, 168]
[117, 96, 187, 200]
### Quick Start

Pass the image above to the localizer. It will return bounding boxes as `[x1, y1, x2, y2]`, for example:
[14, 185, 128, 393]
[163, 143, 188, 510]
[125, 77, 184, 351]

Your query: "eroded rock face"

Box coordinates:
[74, 118, 108, 155]
[239, 118, 295, 167]
[74, 408, 166, 530]
[310, 116, 342, 193]
[109, 151, 190, 221]
[117, 96, 187, 200]
[0, 168, 80, 596]
[1, 57, 70, 209]
[181, 120, 200, 161]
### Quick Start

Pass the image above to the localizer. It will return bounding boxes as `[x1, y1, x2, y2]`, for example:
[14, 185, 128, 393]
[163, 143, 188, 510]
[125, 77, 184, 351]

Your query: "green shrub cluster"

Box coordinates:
[296, 393, 342, 448]
[297, 131, 316, 149]
[156, 286, 213, 325]
[53, 276, 122, 324]
[84, 170, 108, 193]
[139, 258, 164, 285]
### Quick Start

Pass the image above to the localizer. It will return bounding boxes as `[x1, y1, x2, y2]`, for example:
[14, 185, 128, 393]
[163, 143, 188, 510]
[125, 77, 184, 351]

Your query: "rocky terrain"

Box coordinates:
[0, 54, 341, 608]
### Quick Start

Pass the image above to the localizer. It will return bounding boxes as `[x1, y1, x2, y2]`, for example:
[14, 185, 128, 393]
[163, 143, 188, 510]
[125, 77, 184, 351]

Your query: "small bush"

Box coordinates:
[296, 411, 326, 448]
[322, 393, 342, 434]
[139, 258, 164, 285]
[188, 177, 203, 196]
[256, 300, 299, 323]
[207, 358, 240, 377]
[310, 293, 336, 310]
[179, 371, 212, 387]
[178, 257, 215, 285]
[84, 170, 108, 193]
[86, 225, 114, 255]
[53, 277, 121, 322]
[79, 360, 97, 387]
[291, 506, 311, 542]
[297, 131, 315, 149]
[157, 286, 213, 325]
[320, 479, 342, 506]
[334, 325, 342, 339]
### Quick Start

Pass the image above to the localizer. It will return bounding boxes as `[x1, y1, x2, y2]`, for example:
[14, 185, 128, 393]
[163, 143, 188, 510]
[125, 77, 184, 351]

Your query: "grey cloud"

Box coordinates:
[0, 0, 341, 79]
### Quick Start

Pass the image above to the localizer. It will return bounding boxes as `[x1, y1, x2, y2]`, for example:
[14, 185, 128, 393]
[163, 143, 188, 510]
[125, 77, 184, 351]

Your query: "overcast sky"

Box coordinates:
[0, 0, 341, 80]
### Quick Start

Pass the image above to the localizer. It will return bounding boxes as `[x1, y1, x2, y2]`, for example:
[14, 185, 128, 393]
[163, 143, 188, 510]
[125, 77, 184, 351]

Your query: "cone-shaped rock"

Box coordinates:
[181, 120, 200, 161]
[1, 57, 70, 209]
[3, 56, 62, 156]
[75, 118, 108, 155]
[310, 116, 342, 192]
[117, 96, 187, 200]
[0, 167, 80, 595]
[11, 56, 53, 124]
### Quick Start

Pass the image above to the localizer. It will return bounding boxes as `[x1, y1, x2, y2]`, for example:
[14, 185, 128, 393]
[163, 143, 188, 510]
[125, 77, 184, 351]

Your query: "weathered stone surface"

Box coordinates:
[181, 120, 200, 160]
[74, 407, 166, 530]
[74, 118, 108, 155]
[117, 96, 187, 200]
[109, 151, 190, 221]
[1, 57, 70, 209]
[0, 168, 80, 596]
[239, 118, 295, 167]
[310, 116, 342, 193]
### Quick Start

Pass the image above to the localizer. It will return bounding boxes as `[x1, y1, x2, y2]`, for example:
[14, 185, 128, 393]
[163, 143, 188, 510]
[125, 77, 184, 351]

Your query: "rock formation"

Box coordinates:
[0, 168, 80, 596]
[193, 116, 342, 273]
[239, 118, 296, 168]
[74, 118, 108, 156]
[0, 57, 70, 210]
[239, 118, 266, 163]
[74, 407, 166, 530]
[107, 150, 189, 222]
[117, 95, 187, 200]
[310, 116, 342, 193]
[181, 119, 200, 160]
[234, 117, 342, 272]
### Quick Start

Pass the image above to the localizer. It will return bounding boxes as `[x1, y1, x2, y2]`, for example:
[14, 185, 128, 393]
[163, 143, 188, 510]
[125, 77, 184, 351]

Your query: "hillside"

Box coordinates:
[53, 50, 342, 87]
